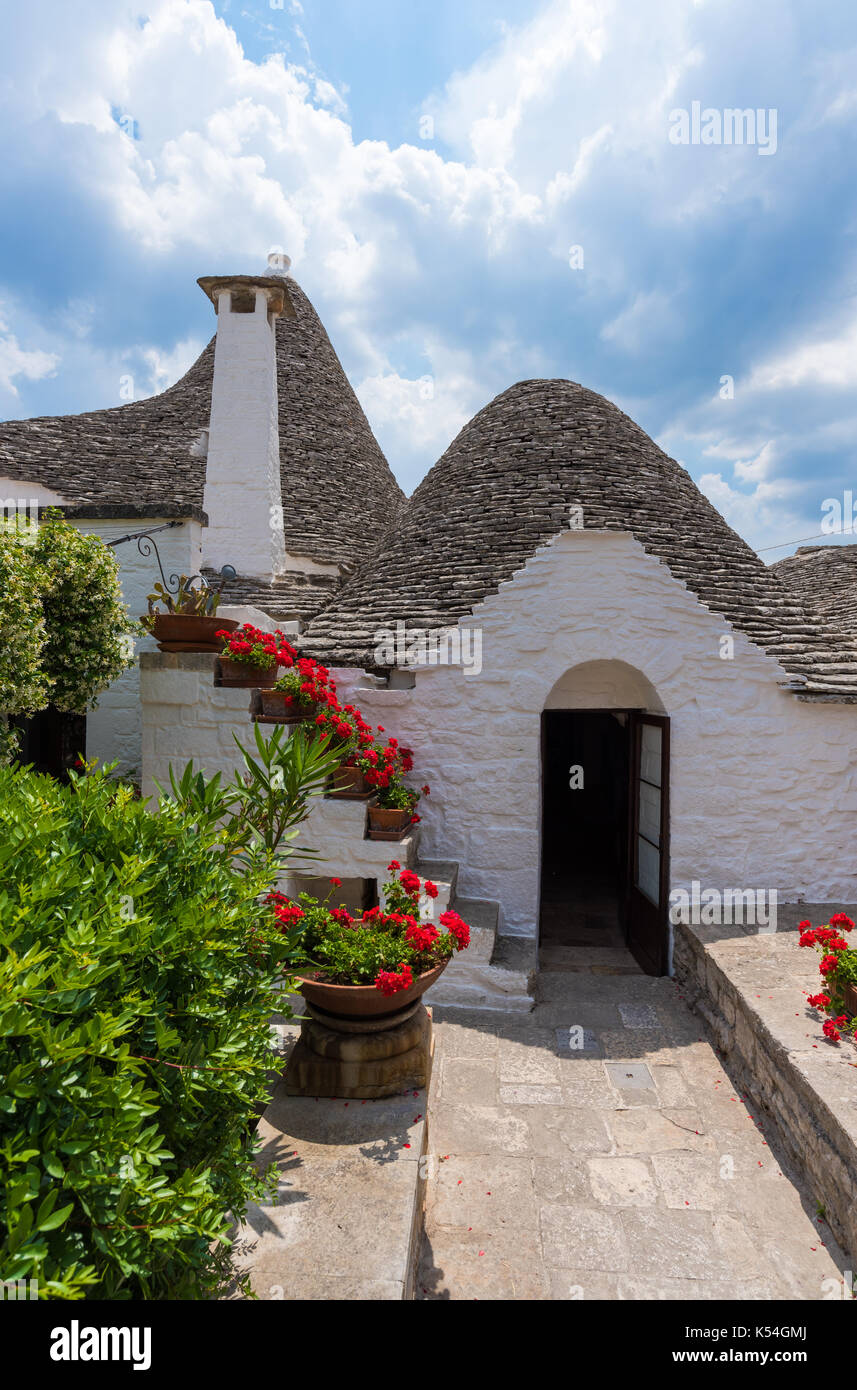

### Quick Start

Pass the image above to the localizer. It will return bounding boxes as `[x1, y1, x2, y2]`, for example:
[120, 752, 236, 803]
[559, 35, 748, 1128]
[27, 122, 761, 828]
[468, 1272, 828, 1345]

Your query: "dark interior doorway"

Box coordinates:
[539, 708, 670, 975]
[11, 706, 86, 782]
[540, 711, 630, 956]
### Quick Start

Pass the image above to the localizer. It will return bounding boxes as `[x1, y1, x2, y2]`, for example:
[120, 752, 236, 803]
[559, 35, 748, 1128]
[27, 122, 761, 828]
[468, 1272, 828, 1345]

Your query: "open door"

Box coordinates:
[626, 712, 669, 974]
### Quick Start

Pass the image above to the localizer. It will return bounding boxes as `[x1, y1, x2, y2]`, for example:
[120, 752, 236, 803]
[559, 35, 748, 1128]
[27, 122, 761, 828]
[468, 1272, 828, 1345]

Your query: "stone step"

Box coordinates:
[449, 897, 498, 963]
[415, 858, 459, 899]
[425, 956, 534, 1012]
[426, 880, 535, 1013]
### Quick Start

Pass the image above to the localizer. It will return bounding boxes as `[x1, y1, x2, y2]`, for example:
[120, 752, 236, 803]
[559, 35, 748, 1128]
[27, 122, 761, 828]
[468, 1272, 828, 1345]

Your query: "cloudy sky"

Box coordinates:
[2, 0, 857, 555]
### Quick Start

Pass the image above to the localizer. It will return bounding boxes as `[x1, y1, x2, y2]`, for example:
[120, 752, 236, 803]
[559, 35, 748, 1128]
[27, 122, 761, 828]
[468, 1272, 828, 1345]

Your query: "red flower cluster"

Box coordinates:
[218, 624, 295, 670]
[266, 890, 305, 931]
[278, 655, 339, 714]
[799, 916, 856, 1044]
[800, 925, 850, 950]
[405, 921, 439, 953]
[823, 1016, 849, 1042]
[398, 868, 422, 897]
[439, 909, 470, 950]
[374, 964, 414, 996]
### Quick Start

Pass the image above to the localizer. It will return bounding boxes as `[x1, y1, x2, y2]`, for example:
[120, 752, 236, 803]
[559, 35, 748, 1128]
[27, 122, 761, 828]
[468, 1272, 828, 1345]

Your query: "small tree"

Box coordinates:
[34, 515, 133, 714]
[0, 533, 49, 762]
[0, 513, 135, 763]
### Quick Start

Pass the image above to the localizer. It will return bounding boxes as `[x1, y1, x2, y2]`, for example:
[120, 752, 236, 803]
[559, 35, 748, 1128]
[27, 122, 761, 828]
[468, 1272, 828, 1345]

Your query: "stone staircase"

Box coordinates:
[285, 793, 535, 1013]
[413, 858, 535, 1013]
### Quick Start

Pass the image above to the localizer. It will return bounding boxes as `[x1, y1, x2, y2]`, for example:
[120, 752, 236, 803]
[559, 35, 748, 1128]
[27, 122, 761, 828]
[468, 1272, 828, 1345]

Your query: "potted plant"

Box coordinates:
[361, 737, 427, 838]
[799, 913, 857, 1042]
[322, 704, 378, 797]
[141, 576, 237, 652]
[216, 624, 296, 687]
[260, 655, 335, 720]
[267, 864, 470, 1019]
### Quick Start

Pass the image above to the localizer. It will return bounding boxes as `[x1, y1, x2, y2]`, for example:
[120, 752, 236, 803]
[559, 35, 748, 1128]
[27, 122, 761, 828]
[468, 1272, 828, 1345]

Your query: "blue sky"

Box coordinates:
[2, 0, 857, 555]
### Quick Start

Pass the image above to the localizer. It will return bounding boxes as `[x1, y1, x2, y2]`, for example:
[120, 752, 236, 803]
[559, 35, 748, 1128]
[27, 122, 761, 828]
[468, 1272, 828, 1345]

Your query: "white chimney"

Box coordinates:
[198, 273, 293, 581]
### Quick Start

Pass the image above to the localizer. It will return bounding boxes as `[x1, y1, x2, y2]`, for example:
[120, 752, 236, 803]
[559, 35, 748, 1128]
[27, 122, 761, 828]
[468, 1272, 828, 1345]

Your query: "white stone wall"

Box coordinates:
[139, 653, 420, 884]
[325, 530, 857, 940]
[70, 518, 203, 775]
[137, 528, 857, 955]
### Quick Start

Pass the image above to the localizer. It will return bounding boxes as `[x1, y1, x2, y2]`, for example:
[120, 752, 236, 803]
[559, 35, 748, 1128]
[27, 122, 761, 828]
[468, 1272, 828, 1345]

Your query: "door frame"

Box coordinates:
[538, 706, 636, 947]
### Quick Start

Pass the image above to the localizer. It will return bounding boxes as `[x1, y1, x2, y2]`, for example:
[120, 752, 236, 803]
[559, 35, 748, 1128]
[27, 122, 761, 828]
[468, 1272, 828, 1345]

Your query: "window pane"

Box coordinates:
[638, 780, 661, 846]
[640, 723, 662, 787]
[636, 835, 660, 904]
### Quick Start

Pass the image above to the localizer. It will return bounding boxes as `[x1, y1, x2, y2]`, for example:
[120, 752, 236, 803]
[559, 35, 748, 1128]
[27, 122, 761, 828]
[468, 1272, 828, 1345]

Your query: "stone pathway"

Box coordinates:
[418, 945, 852, 1300]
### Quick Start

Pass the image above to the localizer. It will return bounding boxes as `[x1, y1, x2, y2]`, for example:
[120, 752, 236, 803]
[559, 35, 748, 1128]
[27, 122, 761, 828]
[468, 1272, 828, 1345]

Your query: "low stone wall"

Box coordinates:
[674, 909, 857, 1262]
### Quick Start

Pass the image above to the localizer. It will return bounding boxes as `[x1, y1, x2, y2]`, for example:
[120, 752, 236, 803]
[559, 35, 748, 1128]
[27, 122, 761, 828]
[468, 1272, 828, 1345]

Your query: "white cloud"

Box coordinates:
[140, 337, 206, 394]
[733, 439, 777, 483]
[698, 470, 805, 553]
[748, 314, 857, 390]
[0, 312, 59, 397]
[600, 289, 680, 355]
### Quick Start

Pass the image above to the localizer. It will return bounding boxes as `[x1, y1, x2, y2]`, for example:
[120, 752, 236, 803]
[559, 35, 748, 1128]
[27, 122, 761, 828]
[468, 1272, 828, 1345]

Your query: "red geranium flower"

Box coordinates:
[374, 964, 414, 996]
[439, 910, 471, 950]
[404, 921, 439, 953]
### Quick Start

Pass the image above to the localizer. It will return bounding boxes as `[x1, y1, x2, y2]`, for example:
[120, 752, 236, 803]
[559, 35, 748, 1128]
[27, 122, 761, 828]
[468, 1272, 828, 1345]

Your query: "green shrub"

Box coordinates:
[0, 512, 135, 763]
[0, 533, 49, 750]
[0, 761, 299, 1300]
[33, 514, 134, 714]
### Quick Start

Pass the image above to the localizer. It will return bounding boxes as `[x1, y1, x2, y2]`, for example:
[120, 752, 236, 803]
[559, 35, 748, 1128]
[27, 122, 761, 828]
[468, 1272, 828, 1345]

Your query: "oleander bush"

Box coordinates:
[0, 759, 305, 1300]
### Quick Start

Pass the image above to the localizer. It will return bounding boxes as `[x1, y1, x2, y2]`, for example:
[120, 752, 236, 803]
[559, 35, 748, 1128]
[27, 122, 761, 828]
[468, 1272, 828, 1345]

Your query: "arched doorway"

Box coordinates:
[540, 661, 669, 975]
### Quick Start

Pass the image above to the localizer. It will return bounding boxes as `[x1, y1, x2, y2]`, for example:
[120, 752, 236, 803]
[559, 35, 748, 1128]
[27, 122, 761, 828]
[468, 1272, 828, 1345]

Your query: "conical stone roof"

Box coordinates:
[303, 378, 857, 698]
[0, 276, 403, 571]
[773, 544, 857, 642]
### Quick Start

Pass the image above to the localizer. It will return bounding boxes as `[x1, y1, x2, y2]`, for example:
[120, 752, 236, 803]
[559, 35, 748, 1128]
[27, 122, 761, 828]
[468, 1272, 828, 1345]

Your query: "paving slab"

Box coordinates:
[419, 943, 852, 1301]
[228, 1023, 429, 1300]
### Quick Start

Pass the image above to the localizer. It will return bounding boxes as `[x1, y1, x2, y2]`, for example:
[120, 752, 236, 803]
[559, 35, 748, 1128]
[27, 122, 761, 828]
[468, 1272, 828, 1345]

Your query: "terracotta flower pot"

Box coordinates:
[218, 657, 278, 688]
[259, 689, 315, 720]
[295, 958, 448, 1020]
[150, 614, 237, 653]
[367, 805, 411, 839]
[328, 765, 370, 797]
[844, 982, 857, 1018]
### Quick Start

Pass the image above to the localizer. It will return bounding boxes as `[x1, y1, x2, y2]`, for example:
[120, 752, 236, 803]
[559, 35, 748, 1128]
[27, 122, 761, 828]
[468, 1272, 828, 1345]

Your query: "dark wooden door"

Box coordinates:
[626, 712, 670, 974]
